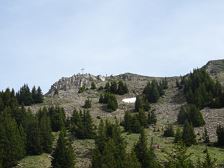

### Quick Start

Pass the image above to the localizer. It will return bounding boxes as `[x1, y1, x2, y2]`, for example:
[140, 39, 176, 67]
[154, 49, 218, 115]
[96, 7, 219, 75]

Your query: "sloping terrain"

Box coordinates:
[26, 59, 224, 168]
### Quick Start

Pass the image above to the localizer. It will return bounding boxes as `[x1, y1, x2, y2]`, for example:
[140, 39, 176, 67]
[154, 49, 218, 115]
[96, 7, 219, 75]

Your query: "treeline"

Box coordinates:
[16, 84, 44, 106]
[0, 88, 66, 168]
[178, 69, 224, 109]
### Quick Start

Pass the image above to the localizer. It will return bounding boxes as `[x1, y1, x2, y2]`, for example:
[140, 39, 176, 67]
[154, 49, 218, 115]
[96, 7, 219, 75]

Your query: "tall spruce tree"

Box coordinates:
[38, 107, 52, 153]
[165, 143, 194, 168]
[0, 108, 25, 167]
[134, 129, 150, 168]
[51, 130, 75, 168]
[182, 121, 196, 146]
[148, 109, 157, 125]
[216, 125, 224, 146]
[26, 115, 42, 155]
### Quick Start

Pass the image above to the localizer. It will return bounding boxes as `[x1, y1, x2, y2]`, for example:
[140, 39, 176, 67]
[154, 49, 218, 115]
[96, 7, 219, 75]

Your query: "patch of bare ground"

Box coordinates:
[195, 108, 224, 142]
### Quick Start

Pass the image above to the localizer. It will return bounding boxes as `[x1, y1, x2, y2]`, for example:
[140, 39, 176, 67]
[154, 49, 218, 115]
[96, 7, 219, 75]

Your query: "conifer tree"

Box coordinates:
[38, 108, 52, 153]
[107, 94, 118, 112]
[16, 84, 33, 106]
[83, 99, 92, 108]
[135, 95, 150, 112]
[174, 127, 182, 143]
[134, 129, 150, 168]
[26, 115, 42, 155]
[202, 148, 216, 168]
[0, 108, 26, 167]
[216, 125, 224, 146]
[165, 143, 194, 168]
[51, 130, 75, 168]
[91, 82, 97, 90]
[70, 109, 94, 139]
[148, 109, 157, 125]
[124, 150, 141, 168]
[203, 128, 210, 144]
[36, 87, 43, 103]
[48, 106, 65, 132]
[182, 121, 196, 146]
[138, 108, 147, 128]
[163, 124, 175, 137]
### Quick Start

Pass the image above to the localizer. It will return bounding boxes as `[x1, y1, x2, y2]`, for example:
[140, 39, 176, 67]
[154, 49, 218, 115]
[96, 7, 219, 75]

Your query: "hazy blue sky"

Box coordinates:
[1, 0, 224, 93]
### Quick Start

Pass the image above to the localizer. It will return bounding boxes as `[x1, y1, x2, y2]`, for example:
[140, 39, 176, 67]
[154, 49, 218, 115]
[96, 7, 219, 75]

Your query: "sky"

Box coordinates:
[0, 0, 224, 93]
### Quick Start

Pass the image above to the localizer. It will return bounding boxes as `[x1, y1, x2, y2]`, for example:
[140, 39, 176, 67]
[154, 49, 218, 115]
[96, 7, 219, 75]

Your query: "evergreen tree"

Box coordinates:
[177, 104, 205, 127]
[70, 109, 95, 139]
[182, 121, 196, 146]
[38, 108, 52, 153]
[83, 99, 92, 108]
[216, 125, 224, 146]
[26, 115, 42, 155]
[36, 87, 43, 103]
[134, 129, 150, 168]
[148, 109, 157, 125]
[48, 106, 65, 132]
[16, 84, 33, 106]
[91, 82, 97, 90]
[107, 94, 118, 112]
[143, 80, 161, 103]
[163, 124, 175, 137]
[117, 81, 129, 95]
[135, 95, 150, 112]
[0, 108, 26, 168]
[174, 127, 182, 143]
[165, 143, 194, 168]
[138, 108, 147, 128]
[202, 148, 216, 168]
[51, 131, 75, 168]
[124, 150, 141, 168]
[203, 128, 210, 144]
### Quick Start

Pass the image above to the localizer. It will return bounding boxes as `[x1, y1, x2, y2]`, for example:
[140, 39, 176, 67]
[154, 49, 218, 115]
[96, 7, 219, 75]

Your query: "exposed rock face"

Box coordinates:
[46, 73, 105, 96]
[203, 59, 224, 85]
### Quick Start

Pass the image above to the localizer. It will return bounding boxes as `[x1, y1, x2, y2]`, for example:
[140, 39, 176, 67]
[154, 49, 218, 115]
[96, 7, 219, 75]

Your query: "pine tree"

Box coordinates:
[107, 94, 118, 112]
[203, 128, 210, 144]
[148, 109, 157, 125]
[36, 87, 43, 103]
[91, 82, 97, 90]
[216, 125, 224, 146]
[182, 121, 196, 146]
[124, 150, 141, 168]
[135, 95, 150, 112]
[177, 104, 205, 127]
[134, 129, 150, 168]
[202, 148, 216, 168]
[165, 143, 194, 168]
[70, 109, 94, 139]
[38, 108, 52, 153]
[174, 127, 182, 143]
[51, 131, 75, 168]
[48, 106, 65, 132]
[31, 86, 38, 103]
[138, 108, 147, 128]
[26, 115, 42, 155]
[83, 99, 92, 108]
[163, 124, 175, 137]
[16, 84, 33, 106]
[0, 108, 26, 167]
